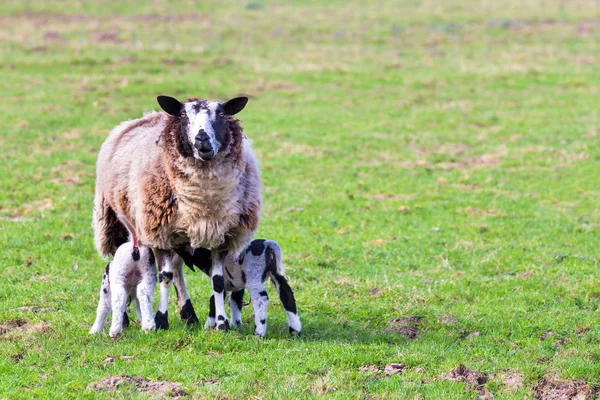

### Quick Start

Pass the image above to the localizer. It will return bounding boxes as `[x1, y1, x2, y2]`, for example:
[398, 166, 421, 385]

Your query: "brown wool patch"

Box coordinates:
[98, 200, 128, 255]
[141, 171, 177, 243]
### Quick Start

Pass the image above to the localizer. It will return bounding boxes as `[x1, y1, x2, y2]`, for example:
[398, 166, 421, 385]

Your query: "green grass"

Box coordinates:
[0, 0, 599, 398]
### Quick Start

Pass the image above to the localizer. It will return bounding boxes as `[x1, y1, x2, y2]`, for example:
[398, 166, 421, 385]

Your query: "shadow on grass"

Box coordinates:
[257, 315, 413, 345]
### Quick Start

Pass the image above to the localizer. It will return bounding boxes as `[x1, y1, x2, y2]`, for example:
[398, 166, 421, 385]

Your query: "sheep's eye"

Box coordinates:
[180, 113, 186, 118]
[219, 112, 225, 117]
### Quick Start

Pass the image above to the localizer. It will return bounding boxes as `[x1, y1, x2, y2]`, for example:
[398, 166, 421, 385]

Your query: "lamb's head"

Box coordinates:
[157, 95, 248, 161]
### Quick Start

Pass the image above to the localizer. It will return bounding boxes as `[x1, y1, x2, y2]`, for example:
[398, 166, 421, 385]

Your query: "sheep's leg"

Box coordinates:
[154, 249, 173, 330]
[90, 265, 112, 334]
[229, 289, 245, 327]
[247, 282, 269, 338]
[172, 255, 199, 325]
[137, 269, 156, 333]
[269, 272, 301, 335]
[204, 294, 216, 329]
[210, 250, 229, 331]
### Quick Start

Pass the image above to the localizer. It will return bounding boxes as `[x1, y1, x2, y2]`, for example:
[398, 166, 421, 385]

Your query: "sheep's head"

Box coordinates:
[157, 95, 248, 161]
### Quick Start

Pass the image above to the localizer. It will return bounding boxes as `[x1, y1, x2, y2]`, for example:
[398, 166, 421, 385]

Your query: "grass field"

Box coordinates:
[1, 0, 599, 398]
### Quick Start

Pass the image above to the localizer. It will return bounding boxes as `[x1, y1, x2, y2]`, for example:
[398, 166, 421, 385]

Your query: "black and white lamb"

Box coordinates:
[90, 215, 156, 338]
[176, 239, 301, 337]
[92, 95, 261, 331]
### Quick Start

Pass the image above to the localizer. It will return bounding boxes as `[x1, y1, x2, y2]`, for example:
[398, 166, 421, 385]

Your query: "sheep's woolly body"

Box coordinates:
[93, 110, 261, 258]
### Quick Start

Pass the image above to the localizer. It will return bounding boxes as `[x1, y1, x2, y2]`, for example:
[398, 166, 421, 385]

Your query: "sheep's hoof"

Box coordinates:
[232, 319, 242, 328]
[289, 327, 301, 336]
[216, 320, 230, 332]
[155, 310, 169, 330]
[180, 299, 199, 325]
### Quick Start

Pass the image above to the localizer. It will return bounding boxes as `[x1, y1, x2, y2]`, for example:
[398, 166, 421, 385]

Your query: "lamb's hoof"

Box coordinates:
[180, 300, 199, 325]
[122, 312, 130, 329]
[89, 327, 102, 335]
[155, 310, 169, 330]
[232, 319, 242, 328]
[109, 330, 122, 340]
[254, 324, 266, 338]
[142, 322, 156, 333]
[289, 327, 301, 336]
[216, 320, 230, 331]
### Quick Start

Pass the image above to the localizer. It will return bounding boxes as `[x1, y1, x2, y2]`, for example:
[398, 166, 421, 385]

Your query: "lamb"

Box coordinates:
[90, 214, 156, 338]
[176, 239, 301, 337]
[92, 95, 261, 331]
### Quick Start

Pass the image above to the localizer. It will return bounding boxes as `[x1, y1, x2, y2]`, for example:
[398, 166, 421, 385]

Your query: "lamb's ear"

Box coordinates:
[157, 95, 183, 116]
[222, 97, 248, 116]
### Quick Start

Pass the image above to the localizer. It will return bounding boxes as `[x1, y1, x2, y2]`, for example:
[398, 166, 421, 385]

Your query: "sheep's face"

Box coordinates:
[157, 95, 248, 161]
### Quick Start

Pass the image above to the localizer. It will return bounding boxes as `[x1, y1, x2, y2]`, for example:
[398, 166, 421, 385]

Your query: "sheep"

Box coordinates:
[176, 239, 301, 337]
[92, 95, 261, 331]
[90, 214, 156, 338]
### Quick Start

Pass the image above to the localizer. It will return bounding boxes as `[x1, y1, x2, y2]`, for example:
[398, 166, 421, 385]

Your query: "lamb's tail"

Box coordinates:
[116, 214, 140, 261]
[264, 240, 284, 278]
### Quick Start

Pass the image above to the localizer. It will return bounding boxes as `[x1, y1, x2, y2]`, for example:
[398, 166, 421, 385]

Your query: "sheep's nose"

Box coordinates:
[194, 131, 215, 160]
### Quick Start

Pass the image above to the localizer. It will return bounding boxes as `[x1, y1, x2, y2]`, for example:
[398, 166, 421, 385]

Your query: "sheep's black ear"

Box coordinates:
[157, 95, 183, 116]
[222, 97, 248, 116]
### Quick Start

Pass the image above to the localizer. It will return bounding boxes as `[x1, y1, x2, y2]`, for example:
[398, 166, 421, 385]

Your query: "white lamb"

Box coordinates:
[90, 215, 156, 338]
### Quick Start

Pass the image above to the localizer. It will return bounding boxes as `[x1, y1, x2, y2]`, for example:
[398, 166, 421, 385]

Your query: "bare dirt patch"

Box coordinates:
[500, 371, 524, 392]
[91, 32, 123, 43]
[0, 319, 29, 335]
[358, 363, 406, 377]
[10, 306, 53, 313]
[88, 375, 185, 398]
[43, 31, 65, 42]
[359, 364, 380, 373]
[310, 377, 335, 395]
[383, 363, 405, 376]
[386, 316, 421, 339]
[456, 206, 504, 217]
[441, 365, 491, 399]
[534, 376, 596, 400]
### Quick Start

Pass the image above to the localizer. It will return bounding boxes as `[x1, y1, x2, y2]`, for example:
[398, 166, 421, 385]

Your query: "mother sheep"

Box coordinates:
[92, 95, 261, 331]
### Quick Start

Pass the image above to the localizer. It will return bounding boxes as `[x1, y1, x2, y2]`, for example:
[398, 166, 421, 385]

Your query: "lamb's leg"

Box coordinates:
[229, 289, 245, 327]
[137, 269, 156, 332]
[154, 249, 173, 330]
[247, 282, 269, 338]
[204, 294, 216, 329]
[172, 255, 199, 325]
[90, 264, 112, 334]
[265, 242, 301, 335]
[269, 272, 301, 335]
[108, 283, 128, 339]
[134, 294, 142, 321]
[209, 250, 229, 331]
